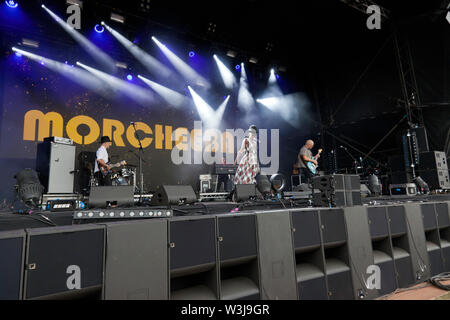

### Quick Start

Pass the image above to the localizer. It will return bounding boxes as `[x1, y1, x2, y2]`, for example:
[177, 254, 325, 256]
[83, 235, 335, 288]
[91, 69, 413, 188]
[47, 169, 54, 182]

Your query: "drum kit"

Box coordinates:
[111, 166, 137, 187]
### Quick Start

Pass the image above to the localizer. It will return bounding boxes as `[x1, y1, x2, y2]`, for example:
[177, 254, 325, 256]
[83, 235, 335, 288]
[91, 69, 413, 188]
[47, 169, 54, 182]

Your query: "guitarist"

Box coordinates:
[94, 136, 126, 186]
[297, 140, 321, 184]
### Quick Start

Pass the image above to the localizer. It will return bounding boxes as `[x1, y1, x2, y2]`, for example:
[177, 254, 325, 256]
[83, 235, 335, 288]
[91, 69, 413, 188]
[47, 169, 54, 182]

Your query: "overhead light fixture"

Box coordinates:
[249, 57, 258, 64]
[21, 38, 39, 48]
[111, 13, 125, 24]
[5, 0, 18, 8]
[226, 50, 237, 58]
[115, 61, 128, 69]
[66, 0, 83, 8]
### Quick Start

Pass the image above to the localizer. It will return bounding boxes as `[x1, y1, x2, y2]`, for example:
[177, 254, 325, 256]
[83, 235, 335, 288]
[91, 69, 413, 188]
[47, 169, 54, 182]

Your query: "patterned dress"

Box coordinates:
[234, 136, 259, 185]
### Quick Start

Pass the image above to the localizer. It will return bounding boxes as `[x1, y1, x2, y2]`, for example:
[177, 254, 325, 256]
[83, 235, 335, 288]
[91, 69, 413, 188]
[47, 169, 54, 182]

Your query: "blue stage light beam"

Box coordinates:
[102, 23, 173, 79]
[138, 75, 189, 108]
[237, 63, 255, 112]
[41, 5, 116, 72]
[152, 37, 210, 88]
[213, 54, 237, 90]
[11, 47, 116, 98]
[77, 61, 156, 106]
[188, 86, 230, 129]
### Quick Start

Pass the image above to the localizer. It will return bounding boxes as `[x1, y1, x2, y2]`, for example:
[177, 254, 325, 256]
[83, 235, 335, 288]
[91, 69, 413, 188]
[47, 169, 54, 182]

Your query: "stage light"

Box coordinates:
[127, 74, 133, 81]
[103, 23, 172, 79]
[111, 12, 125, 24]
[152, 36, 210, 88]
[15, 52, 22, 57]
[115, 61, 128, 69]
[237, 63, 255, 112]
[213, 54, 237, 89]
[189, 51, 196, 58]
[188, 86, 230, 129]
[235, 65, 241, 70]
[226, 50, 237, 58]
[5, 0, 18, 8]
[42, 5, 116, 72]
[21, 38, 39, 48]
[94, 24, 104, 33]
[14, 169, 44, 208]
[138, 74, 188, 108]
[249, 57, 258, 64]
[77, 61, 155, 106]
[66, 0, 83, 7]
[257, 93, 309, 128]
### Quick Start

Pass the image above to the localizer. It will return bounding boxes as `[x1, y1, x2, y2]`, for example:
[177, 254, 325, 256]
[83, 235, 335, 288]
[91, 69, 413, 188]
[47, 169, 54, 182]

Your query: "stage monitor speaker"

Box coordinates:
[0, 230, 26, 300]
[36, 141, 76, 194]
[102, 220, 169, 300]
[89, 186, 134, 209]
[256, 211, 298, 300]
[152, 185, 197, 206]
[24, 225, 105, 300]
[234, 184, 257, 202]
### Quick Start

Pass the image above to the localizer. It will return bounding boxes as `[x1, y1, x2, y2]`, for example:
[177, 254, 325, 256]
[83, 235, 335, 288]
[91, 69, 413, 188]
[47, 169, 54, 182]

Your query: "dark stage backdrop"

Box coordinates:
[0, 53, 314, 201]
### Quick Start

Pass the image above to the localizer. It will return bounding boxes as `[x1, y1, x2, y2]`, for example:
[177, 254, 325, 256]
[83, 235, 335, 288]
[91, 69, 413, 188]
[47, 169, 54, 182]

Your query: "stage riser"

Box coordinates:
[0, 201, 449, 300]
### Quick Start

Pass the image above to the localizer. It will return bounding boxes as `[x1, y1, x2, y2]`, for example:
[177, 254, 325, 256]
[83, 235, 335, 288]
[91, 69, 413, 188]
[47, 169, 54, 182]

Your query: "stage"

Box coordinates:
[0, 194, 449, 300]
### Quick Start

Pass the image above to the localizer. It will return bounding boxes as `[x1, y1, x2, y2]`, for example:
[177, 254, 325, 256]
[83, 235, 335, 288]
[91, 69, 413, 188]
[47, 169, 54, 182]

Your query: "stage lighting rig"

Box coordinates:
[111, 12, 125, 24]
[5, 0, 18, 8]
[66, 0, 82, 8]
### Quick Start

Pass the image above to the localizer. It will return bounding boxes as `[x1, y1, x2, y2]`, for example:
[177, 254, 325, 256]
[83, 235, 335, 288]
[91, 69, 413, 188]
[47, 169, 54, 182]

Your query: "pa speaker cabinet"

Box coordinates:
[102, 220, 169, 300]
[367, 206, 397, 296]
[217, 213, 260, 300]
[418, 170, 450, 190]
[89, 186, 134, 208]
[23, 225, 105, 300]
[0, 230, 26, 300]
[256, 210, 298, 300]
[152, 185, 197, 206]
[169, 216, 218, 300]
[291, 209, 328, 300]
[344, 207, 378, 300]
[36, 141, 76, 194]
[403, 204, 431, 283]
[419, 151, 448, 171]
[234, 184, 257, 202]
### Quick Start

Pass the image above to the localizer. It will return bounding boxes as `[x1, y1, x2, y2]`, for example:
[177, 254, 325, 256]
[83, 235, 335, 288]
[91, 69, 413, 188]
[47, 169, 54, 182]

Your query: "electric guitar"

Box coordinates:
[307, 149, 323, 175]
[100, 160, 127, 177]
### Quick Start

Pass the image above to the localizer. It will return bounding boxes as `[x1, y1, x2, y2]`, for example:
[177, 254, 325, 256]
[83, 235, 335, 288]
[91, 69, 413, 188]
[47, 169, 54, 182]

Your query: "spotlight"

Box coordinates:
[127, 74, 133, 81]
[94, 24, 104, 33]
[14, 169, 44, 208]
[111, 12, 125, 24]
[189, 51, 195, 58]
[21, 38, 39, 48]
[235, 64, 241, 70]
[115, 61, 128, 69]
[249, 57, 258, 64]
[66, 0, 83, 7]
[226, 50, 237, 58]
[5, 0, 18, 8]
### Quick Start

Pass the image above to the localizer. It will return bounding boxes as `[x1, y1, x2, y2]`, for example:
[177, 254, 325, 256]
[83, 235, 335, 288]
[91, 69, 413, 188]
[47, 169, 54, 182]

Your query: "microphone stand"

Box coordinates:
[131, 122, 144, 205]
